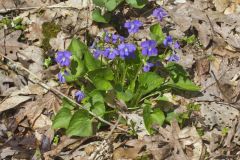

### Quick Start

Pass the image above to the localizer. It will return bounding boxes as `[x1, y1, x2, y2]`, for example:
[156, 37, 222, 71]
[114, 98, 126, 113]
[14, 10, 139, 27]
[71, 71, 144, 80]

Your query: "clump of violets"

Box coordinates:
[141, 40, 158, 56]
[143, 62, 154, 72]
[124, 20, 143, 34]
[152, 7, 168, 21]
[118, 43, 136, 59]
[75, 91, 85, 102]
[55, 51, 72, 67]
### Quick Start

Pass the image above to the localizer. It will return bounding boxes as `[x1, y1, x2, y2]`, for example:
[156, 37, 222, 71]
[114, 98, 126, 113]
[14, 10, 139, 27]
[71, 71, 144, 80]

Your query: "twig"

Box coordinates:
[0, 5, 84, 14]
[89, 115, 122, 160]
[0, 53, 127, 133]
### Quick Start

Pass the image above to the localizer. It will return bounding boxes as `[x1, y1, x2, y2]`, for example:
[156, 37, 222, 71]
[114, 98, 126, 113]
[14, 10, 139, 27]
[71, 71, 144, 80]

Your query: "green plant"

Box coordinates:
[52, 5, 200, 136]
[0, 17, 25, 30]
[92, 0, 148, 23]
[182, 35, 197, 44]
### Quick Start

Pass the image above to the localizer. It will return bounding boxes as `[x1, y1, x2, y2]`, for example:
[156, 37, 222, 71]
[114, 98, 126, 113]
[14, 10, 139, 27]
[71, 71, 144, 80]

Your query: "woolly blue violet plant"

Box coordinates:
[141, 40, 158, 56]
[152, 7, 168, 21]
[75, 91, 85, 102]
[52, 4, 200, 137]
[124, 20, 143, 34]
[55, 51, 72, 67]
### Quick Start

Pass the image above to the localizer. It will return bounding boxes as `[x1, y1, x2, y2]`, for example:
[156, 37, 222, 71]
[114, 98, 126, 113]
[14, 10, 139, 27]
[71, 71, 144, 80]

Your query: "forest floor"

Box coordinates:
[0, 0, 240, 159]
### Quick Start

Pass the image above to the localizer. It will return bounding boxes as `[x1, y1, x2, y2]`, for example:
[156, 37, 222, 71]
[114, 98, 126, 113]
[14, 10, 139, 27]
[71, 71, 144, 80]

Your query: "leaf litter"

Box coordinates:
[0, 0, 240, 159]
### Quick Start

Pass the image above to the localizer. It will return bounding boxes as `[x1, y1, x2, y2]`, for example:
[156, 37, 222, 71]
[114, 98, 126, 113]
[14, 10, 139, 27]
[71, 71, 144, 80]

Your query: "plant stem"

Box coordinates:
[121, 61, 127, 87]
[129, 63, 143, 92]
[139, 91, 161, 103]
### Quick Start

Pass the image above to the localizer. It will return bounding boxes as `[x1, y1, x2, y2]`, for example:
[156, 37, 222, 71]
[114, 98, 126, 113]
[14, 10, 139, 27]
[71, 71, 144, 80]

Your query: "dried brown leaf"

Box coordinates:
[15, 92, 60, 126]
[0, 31, 28, 60]
[0, 95, 31, 113]
[200, 102, 239, 129]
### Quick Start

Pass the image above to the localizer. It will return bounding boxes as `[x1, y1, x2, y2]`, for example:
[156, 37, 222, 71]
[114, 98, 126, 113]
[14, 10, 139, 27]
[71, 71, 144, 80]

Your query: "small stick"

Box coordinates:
[0, 53, 127, 133]
[89, 115, 122, 160]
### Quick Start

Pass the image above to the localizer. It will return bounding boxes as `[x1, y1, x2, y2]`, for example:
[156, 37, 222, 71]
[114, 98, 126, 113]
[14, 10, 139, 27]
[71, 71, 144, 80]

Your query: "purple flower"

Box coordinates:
[163, 36, 173, 47]
[108, 48, 119, 60]
[55, 51, 71, 67]
[141, 40, 158, 56]
[103, 48, 119, 60]
[118, 43, 136, 59]
[119, 36, 125, 42]
[58, 71, 68, 83]
[174, 41, 180, 49]
[104, 32, 111, 43]
[152, 7, 168, 21]
[124, 20, 143, 34]
[75, 91, 85, 102]
[143, 62, 154, 72]
[93, 49, 103, 59]
[102, 49, 110, 58]
[112, 34, 119, 44]
[167, 54, 180, 62]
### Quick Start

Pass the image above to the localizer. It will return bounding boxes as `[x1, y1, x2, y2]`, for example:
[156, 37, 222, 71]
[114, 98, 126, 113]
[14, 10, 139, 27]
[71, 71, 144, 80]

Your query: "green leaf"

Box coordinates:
[92, 0, 106, 6]
[165, 62, 188, 79]
[116, 90, 133, 102]
[68, 38, 84, 59]
[150, 24, 165, 44]
[150, 109, 165, 126]
[167, 77, 200, 91]
[88, 68, 114, 81]
[62, 97, 76, 110]
[66, 110, 93, 137]
[92, 78, 113, 91]
[138, 72, 164, 95]
[92, 8, 111, 23]
[165, 63, 200, 91]
[182, 35, 196, 44]
[84, 49, 101, 72]
[93, 0, 123, 11]
[143, 105, 165, 134]
[89, 90, 104, 104]
[52, 107, 72, 129]
[65, 55, 86, 82]
[92, 102, 105, 117]
[105, 0, 123, 11]
[126, 0, 148, 8]
[143, 105, 151, 133]
[165, 112, 177, 123]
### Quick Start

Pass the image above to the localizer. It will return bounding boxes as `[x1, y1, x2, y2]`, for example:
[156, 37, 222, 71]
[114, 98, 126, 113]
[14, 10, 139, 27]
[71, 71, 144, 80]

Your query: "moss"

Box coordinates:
[41, 22, 61, 52]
